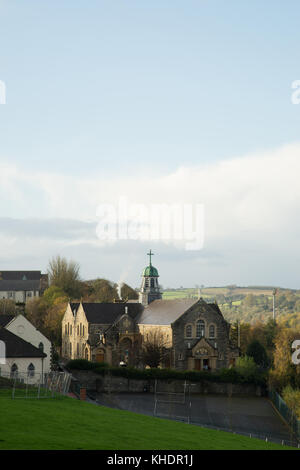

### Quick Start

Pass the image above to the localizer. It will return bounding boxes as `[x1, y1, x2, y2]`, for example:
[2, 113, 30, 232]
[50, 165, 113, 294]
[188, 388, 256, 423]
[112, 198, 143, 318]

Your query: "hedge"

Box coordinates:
[66, 359, 267, 386]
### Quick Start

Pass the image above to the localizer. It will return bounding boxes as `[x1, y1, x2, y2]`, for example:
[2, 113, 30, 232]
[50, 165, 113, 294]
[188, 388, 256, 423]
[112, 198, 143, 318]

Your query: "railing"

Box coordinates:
[269, 388, 300, 441]
[0, 371, 72, 399]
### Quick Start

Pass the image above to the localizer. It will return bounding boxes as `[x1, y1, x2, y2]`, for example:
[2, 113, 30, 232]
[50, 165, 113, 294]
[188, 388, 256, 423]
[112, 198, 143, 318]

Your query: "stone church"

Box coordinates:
[61, 251, 239, 371]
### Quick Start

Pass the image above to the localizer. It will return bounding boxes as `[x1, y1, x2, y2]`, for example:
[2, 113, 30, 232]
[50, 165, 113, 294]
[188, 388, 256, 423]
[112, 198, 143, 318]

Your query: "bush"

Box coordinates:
[66, 359, 109, 371]
[65, 360, 267, 386]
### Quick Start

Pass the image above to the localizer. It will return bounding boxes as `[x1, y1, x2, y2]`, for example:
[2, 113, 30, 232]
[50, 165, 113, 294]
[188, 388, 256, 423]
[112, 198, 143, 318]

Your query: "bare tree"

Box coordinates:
[48, 255, 82, 298]
[141, 330, 171, 368]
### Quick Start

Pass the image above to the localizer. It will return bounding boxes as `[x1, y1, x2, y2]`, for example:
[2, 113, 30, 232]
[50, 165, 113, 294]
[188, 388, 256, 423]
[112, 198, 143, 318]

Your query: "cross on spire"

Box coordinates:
[147, 249, 154, 266]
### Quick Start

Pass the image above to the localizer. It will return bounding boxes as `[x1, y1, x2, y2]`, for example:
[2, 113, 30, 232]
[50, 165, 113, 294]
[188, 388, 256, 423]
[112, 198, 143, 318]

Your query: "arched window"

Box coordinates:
[77, 343, 79, 356]
[83, 325, 85, 336]
[27, 363, 35, 377]
[70, 325, 72, 336]
[196, 320, 205, 338]
[185, 324, 192, 338]
[69, 343, 72, 356]
[38, 342, 44, 352]
[85, 348, 89, 360]
[10, 363, 18, 378]
[209, 325, 216, 338]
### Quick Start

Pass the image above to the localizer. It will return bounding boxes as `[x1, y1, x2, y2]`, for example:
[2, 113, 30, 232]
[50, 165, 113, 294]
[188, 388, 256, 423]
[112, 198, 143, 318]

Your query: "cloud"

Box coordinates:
[0, 142, 300, 286]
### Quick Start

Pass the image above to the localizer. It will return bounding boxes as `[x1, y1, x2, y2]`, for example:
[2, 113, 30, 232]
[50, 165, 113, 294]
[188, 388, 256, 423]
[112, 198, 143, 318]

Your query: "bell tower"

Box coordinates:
[139, 250, 162, 306]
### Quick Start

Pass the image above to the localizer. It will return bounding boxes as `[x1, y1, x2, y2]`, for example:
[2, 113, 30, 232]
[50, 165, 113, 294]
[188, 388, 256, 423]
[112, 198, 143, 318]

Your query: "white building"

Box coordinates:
[0, 271, 48, 303]
[0, 327, 47, 381]
[0, 314, 52, 374]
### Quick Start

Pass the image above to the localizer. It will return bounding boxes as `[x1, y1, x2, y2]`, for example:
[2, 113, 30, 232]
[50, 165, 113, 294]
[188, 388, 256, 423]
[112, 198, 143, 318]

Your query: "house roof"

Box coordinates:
[0, 315, 15, 327]
[70, 302, 143, 324]
[0, 280, 40, 292]
[0, 271, 42, 281]
[0, 327, 47, 358]
[136, 299, 198, 325]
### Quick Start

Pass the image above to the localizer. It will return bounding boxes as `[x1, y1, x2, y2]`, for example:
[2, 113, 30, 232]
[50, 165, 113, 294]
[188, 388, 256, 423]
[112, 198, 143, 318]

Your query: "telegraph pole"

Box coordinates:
[272, 289, 277, 322]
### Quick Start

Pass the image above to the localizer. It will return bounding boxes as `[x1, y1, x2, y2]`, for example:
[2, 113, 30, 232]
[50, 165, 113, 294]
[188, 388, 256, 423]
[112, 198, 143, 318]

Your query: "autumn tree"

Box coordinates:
[269, 328, 300, 391]
[0, 299, 16, 315]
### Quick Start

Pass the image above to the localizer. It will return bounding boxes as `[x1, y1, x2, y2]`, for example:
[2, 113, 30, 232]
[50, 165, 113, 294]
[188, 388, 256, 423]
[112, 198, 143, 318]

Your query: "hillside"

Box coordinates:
[162, 286, 300, 326]
[0, 391, 291, 450]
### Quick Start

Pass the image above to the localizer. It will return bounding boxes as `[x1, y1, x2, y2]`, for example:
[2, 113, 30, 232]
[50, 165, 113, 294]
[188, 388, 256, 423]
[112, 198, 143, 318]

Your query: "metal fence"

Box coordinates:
[0, 371, 72, 399]
[269, 388, 300, 441]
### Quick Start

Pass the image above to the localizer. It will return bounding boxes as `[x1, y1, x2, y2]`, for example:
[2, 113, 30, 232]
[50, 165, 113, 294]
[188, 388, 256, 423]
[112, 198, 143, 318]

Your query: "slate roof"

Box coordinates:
[0, 280, 40, 291]
[70, 302, 143, 324]
[0, 327, 47, 358]
[0, 271, 42, 281]
[136, 299, 198, 325]
[0, 315, 15, 327]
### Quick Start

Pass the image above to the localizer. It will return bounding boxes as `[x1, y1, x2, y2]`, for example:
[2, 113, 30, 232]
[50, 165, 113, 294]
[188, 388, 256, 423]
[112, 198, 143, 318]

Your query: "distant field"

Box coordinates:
[162, 287, 275, 300]
[0, 391, 291, 450]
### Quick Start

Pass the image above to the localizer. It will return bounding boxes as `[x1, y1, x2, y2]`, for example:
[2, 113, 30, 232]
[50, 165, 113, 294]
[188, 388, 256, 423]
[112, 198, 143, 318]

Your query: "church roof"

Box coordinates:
[70, 302, 143, 324]
[142, 265, 159, 277]
[136, 299, 197, 325]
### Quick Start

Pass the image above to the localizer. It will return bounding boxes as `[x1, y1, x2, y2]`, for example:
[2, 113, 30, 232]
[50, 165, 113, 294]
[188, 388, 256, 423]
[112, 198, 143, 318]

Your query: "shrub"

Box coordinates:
[65, 360, 267, 386]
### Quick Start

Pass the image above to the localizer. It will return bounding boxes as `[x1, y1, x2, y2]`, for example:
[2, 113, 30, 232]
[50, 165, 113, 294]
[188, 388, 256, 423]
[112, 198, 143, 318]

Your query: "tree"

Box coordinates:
[282, 385, 300, 419]
[141, 331, 171, 368]
[269, 328, 300, 390]
[246, 340, 269, 368]
[0, 299, 16, 315]
[235, 355, 258, 379]
[48, 255, 82, 299]
[121, 283, 138, 300]
[86, 279, 118, 302]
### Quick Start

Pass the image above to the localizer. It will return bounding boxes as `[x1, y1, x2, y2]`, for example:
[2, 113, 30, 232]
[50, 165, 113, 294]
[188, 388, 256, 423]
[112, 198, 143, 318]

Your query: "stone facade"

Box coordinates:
[61, 253, 239, 371]
[172, 299, 238, 371]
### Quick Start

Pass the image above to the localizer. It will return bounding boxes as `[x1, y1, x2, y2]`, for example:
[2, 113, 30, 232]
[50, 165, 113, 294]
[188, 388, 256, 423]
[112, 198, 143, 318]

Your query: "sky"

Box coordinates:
[0, 1, 300, 289]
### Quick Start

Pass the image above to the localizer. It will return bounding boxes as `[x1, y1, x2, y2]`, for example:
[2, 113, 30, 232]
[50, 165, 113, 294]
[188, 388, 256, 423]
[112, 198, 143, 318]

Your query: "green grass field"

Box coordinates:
[0, 391, 293, 450]
[162, 287, 275, 300]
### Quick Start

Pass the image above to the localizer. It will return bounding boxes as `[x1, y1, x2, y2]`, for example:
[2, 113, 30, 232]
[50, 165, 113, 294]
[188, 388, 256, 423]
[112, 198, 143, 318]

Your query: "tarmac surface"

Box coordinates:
[90, 392, 295, 444]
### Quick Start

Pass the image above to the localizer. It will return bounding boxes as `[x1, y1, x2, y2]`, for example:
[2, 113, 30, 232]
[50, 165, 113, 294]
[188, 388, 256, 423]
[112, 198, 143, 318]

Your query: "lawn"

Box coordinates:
[0, 390, 294, 450]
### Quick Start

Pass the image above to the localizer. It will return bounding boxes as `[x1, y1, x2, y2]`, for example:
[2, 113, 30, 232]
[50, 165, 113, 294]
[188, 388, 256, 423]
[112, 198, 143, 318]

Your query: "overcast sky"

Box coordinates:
[0, 1, 300, 289]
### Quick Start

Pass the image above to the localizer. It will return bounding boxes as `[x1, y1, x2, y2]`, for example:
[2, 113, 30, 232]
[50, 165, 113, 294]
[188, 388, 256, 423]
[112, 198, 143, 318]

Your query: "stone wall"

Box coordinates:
[70, 370, 264, 397]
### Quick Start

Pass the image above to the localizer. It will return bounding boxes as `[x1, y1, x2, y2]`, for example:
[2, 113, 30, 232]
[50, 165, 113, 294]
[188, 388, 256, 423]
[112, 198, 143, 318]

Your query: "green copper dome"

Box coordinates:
[142, 265, 159, 277]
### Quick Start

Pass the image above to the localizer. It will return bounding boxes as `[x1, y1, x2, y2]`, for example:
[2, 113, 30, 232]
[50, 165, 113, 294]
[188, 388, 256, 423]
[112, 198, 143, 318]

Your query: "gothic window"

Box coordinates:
[185, 324, 192, 338]
[196, 320, 205, 338]
[65, 325, 67, 335]
[83, 325, 85, 336]
[77, 325, 79, 335]
[27, 363, 35, 377]
[70, 325, 72, 336]
[38, 342, 44, 352]
[69, 343, 72, 356]
[77, 343, 79, 356]
[209, 325, 216, 338]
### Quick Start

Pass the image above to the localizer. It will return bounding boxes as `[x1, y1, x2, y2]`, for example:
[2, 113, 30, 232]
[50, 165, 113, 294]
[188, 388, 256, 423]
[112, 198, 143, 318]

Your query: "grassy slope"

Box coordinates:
[0, 392, 293, 450]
